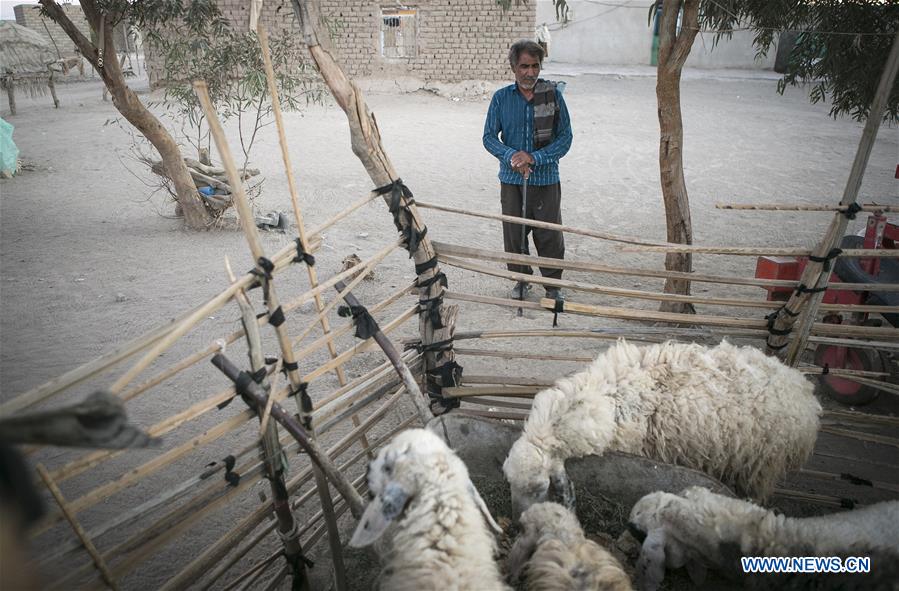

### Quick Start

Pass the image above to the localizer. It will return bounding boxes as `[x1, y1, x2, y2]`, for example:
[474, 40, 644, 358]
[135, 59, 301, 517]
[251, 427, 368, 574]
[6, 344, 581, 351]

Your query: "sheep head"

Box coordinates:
[504, 439, 575, 516]
[349, 428, 501, 548]
[506, 502, 583, 583]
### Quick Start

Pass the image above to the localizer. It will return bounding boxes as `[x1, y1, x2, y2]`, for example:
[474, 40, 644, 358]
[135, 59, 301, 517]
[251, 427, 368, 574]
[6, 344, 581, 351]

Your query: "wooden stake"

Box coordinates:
[194, 80, 349, 590]
[432, 240, 899, 292]
[417, 202, 895, 257]
[257, 26, 371, 460]
[36, 464, 119, 591]
[716, 202, 897, 213]
[333, 281, 432, 423]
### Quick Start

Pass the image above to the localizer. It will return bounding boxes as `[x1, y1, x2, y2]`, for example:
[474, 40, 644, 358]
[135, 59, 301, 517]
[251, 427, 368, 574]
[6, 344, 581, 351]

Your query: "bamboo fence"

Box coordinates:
[2, 6, 896, 591]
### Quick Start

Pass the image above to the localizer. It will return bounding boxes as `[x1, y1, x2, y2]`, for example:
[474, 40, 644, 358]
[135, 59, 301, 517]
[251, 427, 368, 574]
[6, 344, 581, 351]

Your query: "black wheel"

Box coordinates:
[814, 345, 884, 406]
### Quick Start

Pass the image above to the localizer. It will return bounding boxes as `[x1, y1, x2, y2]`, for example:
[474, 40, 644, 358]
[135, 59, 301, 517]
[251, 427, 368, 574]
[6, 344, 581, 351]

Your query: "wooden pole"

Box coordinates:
[210, 353, 366, 517]
[224, 259, 310, 591]
[770, 30, 899, 363]
[5, 77, 15, 115]
[289, 0, 454, 417]
[431, 240, 899, 292]
[333, 280, 432, 423]
[256, 26, 372, 458]
[194, 80, 348, 591]
[48, 70, 60, 108]
[716, 203, 898, 213]
[36, 464, 119, 591]
[418, 201, 895, 257]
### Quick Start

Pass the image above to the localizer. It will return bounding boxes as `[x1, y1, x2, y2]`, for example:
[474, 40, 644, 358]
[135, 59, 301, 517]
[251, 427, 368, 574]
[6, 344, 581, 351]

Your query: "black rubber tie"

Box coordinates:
[552, 297, 565, 328]
[765, 339, 789, 351]
[842, 203, 863, 220]
[268, 306, 286, 327]
[840, 473, 873, 487]
[283, 360, 299, 373]
[338, 305, 379, 340]
[416, 271, 447, 290]
[822, 363, 830, 375]
[293, 238, 315, 266]
[839, 497, 856, 509]
[419, 295, 444, 329]
[796, 283, 827, 295]
[223, 454, 240, 487]
[808, 247, 843, 272]
[256, 257, 275, 278]
[415, 256, 439, 275]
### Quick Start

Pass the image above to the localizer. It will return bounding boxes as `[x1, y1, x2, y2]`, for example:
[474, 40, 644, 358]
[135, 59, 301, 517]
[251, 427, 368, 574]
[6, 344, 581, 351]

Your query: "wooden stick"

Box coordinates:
[258, 26, 371, 465]
[432, 240, 899, 292]
[160, 398, 403, 591]
[417, 201, 897, 257]
[716, 203, 897, 213]
[294, 281, 413, 354]
[455, 347, 594, 363]
[210, 353, 365, 516]
[201, 411, 417, 590]
[773, 488, 863, 508]
[807, 335, 899, 353]
[444, 386, 540, 398]
[36, 464, 120, 591]
[455, 408, 528, 422]
[290, 0, 456, 432]
[224, 257, 308, 591]
[798, 468, 899, 494]
[333, 281, 432, 423]
[462, 375, 556, 387]
[823, 409, 899, 428]
[290, 243, 402, 348]
[300, 305, 419, 384]
[462, 396, 534, 411]
[820, 426, 899, 448]
[543, 297, 899, 339]
[195, 79, 348, 589]
[306, 191, 382, 239]
[440, 254, 899, 314]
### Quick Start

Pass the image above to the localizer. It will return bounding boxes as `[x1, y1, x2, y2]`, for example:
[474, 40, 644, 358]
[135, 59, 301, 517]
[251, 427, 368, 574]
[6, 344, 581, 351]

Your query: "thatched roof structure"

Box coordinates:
[0, 21, 55, 94]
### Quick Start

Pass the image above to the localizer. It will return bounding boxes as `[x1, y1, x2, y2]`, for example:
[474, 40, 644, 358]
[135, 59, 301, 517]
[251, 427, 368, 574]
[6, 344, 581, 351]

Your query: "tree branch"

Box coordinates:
[39, 0, 97, 64]
[670, 0, 700, 68]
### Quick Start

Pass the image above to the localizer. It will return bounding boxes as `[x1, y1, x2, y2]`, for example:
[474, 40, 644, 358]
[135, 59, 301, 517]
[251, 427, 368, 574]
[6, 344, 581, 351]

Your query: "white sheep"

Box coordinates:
[507, 501, 633, 591]
[349, 428, 509, 590]
[503, 339, 821, 514]
[629, 486, 899, 591]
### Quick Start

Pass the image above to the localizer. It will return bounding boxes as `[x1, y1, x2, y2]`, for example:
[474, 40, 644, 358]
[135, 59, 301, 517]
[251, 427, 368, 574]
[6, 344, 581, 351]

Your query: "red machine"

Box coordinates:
[755, 212, 898, 405]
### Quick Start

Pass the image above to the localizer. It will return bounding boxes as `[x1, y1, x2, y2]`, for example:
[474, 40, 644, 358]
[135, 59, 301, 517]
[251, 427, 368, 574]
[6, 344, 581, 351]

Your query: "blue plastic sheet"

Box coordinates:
[0, 117, 19, 176]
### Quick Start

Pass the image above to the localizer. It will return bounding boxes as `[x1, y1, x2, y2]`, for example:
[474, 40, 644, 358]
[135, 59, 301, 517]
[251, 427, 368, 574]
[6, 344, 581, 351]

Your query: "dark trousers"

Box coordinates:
[500, 182, 564, 281]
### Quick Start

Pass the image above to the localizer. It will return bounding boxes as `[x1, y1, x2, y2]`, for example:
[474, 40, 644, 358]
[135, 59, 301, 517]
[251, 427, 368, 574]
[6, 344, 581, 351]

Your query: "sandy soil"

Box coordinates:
[1, 65, 897, 589]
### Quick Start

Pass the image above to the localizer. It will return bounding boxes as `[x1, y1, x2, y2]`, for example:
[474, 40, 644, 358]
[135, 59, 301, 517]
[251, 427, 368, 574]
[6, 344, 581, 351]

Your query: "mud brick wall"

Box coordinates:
[14, 3, 91, 59]
[146, 0, 534, 86]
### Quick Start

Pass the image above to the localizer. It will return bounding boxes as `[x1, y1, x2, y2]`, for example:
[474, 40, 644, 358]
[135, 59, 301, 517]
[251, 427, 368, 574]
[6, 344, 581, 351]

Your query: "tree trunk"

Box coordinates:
[39, 0, 213, 230]
[655, 0, 699, 314]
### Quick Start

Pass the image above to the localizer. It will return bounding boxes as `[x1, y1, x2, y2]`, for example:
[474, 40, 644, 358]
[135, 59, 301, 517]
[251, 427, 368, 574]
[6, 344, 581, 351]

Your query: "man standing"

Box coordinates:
[483, 39, 572, 301]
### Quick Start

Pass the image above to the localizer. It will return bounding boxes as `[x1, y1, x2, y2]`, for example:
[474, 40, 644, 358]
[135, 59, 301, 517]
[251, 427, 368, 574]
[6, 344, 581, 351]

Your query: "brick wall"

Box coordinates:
[146, 0, 534, 85]
[14, 3, 129, 60]
[14, 3, 90, 58]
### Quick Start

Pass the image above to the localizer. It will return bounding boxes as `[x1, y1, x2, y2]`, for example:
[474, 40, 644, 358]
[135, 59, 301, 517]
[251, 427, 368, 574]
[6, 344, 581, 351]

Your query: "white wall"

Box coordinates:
[535, 0, 774, 69]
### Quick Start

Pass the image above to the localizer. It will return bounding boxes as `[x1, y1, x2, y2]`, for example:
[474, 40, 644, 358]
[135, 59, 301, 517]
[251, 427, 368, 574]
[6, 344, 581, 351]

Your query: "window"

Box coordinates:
[380, 8, 417, 59]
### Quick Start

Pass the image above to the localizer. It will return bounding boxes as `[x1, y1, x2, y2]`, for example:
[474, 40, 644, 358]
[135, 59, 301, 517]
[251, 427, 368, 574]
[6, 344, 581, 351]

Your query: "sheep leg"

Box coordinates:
[636, 528, 668, 591]
[549, 467, 576, 511]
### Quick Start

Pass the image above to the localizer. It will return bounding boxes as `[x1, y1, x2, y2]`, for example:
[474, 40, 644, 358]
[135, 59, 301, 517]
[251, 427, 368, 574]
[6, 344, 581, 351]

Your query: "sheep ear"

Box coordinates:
[636, 528, 667, 591]
[349, 482, 409, 548]
[549, 468, 576, 511]
[468, 480, 502, 534]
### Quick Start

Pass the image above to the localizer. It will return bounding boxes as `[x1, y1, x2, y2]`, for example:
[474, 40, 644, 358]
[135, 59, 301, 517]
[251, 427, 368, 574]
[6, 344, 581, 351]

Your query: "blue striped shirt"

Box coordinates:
[482, 83, 572, 186]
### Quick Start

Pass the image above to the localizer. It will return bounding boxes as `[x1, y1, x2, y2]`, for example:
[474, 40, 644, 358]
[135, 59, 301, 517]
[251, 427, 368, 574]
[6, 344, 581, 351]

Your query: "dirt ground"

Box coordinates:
[1, 65, 897, 590]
